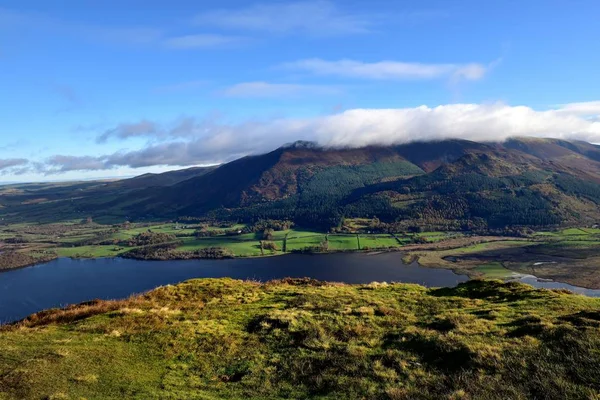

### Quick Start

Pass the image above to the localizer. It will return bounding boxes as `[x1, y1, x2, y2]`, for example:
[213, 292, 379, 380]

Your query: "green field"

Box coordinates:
[357, 234, 400, 249]
[178, 236, 284, 257]
[2, 222, 408, 261]
[285, 233, 326, 251]
[54, 245, 130, 258]
[328, 235, 360, 250]
[535, 227, 600, 238]
[473, 262, 516, 278]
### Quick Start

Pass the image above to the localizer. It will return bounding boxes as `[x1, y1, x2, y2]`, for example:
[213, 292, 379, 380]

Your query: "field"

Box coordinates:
[0, 222, 412, 262]
[178, 235, 279, 257]
[473, 262, 517, 278]
[406, 229, 600, 288]
[1, 278, 599, 399]
[2, 220, 600, 288]
[54, 245, 130, 258]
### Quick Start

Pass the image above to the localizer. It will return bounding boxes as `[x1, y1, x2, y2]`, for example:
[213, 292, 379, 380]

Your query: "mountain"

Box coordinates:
[342, 139, 600, 230]
[0, 166, 216, 223]
[2, 138, 600, 230]
[101, 137, 600, 230]
[132, 143, 427, 217]
[104, 166, 217, 190]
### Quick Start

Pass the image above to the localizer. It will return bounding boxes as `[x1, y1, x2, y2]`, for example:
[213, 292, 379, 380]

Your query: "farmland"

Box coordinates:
[2, 219, 600, 288]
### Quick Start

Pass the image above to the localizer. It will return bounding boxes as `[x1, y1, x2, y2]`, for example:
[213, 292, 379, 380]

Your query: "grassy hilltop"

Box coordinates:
[1, 279, 600, 399]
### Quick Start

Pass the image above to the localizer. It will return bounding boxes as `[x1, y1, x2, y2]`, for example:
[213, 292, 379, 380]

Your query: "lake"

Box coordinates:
[1, 252, 466, 323]
[0, 252, 598, 324]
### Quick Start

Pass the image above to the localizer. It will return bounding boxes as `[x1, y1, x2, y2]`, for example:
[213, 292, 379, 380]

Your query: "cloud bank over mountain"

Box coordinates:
[18, 101, 600, 174]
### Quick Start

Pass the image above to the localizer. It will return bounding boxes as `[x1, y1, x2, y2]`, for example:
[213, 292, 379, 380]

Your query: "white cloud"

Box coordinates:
[96, 117, 217, 143]
[555, 101, 600, 117]
[281, 58, 489, 81]
[220, 81, 342, 98]
[0, 158, 28, 171]
[0, 158, 31, 176]
[193, 1, 372, 36]
[46, 101, 600, 172]
[97, 120, 160, 143]
[310, 103, 600, 147]
[45, 155, 106, 172]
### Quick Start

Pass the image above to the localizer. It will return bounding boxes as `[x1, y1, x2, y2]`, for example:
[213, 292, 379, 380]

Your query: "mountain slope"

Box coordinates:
[0, 166, 217, 223]
[3, 138, 600, 229]
[113, 138, 600, 230]
[343, 140, 600, 230]
[105, 165, 217, 190]
[503, 137, 600, 182]
[127, 143, 428, 219]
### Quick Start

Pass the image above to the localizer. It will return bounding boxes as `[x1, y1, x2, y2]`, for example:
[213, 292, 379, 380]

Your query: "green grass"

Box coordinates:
[358, 234, 400, 249]
[560, 227, 594, 236]
[416, 231, 458, 242]
[55, 245, 130, 258]
[535, 227, 600, 238]
[0, 328, 165, 399]
[2, 279, 600, 399]
[456, 240, 533, 254]
[474, 262, 515, 278]
[264, 228, 326, 241]
[178, 237, 283, 257]
[327, 235, 360, 250]
[286, 234, 326, 251]
[119, 223, 197, 236]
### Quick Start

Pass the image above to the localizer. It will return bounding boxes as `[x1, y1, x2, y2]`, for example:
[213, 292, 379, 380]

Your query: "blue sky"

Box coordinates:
[1, 0, 600, 181]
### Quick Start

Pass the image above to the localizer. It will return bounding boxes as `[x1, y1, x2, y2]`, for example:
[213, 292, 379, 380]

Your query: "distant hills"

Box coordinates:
[2, 138, 600, 231]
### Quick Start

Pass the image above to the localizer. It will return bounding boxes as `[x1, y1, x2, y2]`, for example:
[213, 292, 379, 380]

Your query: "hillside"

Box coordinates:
[2, 138, 600, 230]
[126, 137, 600, 230]
[0, 166, 216, 223]
[1, 278, 600, 399]
[105, 165, 217, 190]
[110, 139, 494, 226]
[343, 140, 600, 230]
[125, 142, 427, 218]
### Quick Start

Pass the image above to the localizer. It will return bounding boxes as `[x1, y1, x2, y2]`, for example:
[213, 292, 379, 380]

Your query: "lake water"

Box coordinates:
[0, 252, 467, 323]
[511, 275, 600, 297]
[0, 252, 598, 324]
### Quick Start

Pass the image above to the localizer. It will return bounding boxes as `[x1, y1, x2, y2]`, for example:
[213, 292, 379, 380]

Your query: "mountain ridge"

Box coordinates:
[2, 137, 600, 230]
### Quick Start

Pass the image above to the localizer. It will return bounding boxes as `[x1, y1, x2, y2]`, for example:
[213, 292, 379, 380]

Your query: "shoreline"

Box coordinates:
[3, 250, 600, 293]
[2, 246, 407, 272]
[0, 254, 58, 274]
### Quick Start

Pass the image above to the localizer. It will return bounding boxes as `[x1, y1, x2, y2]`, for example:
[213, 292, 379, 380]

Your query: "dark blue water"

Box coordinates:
[2, 253, 599, 325]
[0, 252, 468, 323]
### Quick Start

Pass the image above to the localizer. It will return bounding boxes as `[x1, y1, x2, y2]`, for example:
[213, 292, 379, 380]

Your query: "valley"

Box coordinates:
[2, 218, 600, 289]
[2, 138, 600, 400]
[5, 4, 600, 397]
